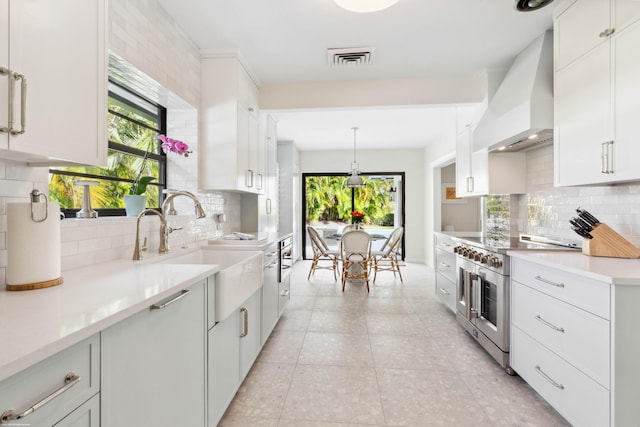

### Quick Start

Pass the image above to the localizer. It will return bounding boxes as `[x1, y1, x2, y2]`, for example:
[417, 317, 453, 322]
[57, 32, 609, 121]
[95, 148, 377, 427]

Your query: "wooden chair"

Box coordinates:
[307, 226, 340, 280]
[371, 227, 404, 282]
[340, 230, 372, 292]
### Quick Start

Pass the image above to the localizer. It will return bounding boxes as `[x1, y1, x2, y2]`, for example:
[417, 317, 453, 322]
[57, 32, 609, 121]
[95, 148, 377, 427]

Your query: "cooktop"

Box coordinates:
[451, 234, 581, 253]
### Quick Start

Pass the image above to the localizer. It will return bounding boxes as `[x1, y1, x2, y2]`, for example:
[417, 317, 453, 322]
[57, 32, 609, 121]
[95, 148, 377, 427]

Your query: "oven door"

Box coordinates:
[455, 257, 477, 320]
[474, 267, 509, 352]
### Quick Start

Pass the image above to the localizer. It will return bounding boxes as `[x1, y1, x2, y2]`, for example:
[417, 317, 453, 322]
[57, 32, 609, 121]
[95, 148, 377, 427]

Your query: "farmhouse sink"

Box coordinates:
[160, 248, 263, 322]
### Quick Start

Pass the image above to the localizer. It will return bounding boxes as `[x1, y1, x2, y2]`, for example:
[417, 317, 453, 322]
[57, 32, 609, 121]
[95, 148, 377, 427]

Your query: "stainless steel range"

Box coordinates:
[451, 235, 579, 374]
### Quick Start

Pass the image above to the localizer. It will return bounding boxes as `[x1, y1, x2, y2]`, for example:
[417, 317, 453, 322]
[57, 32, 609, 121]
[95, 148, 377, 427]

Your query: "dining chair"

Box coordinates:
[371, 226, 404, 282]
[307, 226, 340, 280]
[340, 230, 372, 292]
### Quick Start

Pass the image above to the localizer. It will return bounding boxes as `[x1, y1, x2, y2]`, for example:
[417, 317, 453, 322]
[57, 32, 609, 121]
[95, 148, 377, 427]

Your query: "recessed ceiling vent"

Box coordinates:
[328, 47, 376, 66]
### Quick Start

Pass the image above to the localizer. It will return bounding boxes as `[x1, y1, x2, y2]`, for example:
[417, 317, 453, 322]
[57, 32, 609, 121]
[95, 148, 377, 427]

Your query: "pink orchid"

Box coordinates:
[158, 134, 192, 157]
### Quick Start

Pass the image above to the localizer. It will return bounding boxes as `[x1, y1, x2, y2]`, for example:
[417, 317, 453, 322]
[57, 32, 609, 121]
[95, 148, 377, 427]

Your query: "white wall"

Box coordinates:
[300, 148, 425, 262]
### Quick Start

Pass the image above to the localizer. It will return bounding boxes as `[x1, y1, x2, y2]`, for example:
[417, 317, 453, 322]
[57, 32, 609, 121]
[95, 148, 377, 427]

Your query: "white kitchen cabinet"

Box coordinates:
[0, 334, 100, 427]
[456, 124, 527, 197]
[101, 283, 206, 427]
[0, 0, 107, 165]
[258, 114, 279, 232]
[510, 254, 640, 426]
[55, 394, 100, 427]
[200, 56, 262, 193]
[240, 288, 263, 379]
[554, 0, 640, 186]
[262, 243, 280, 344]
[433, 233, 456, 313]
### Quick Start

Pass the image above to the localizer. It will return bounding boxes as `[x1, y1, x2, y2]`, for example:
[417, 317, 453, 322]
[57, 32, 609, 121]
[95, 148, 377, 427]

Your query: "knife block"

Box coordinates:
[582, 223, 640, 259]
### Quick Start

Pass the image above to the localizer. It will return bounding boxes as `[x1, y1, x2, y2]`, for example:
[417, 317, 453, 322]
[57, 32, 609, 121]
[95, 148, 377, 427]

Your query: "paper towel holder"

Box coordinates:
[30, 189, 48, 222]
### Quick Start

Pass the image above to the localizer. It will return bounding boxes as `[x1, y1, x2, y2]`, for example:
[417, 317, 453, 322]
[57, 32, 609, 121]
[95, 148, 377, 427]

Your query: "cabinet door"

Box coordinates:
[554, 42, 611, 187]
[208, 311, 241, 427]
[0, 0, 7, 149]
[8, 0, 107, 165]
[554, 0, 610, 71]
[614, 0, 640, 32]
[262, 250, 280, 344]
[240, 288, 262, 380]
[54, 393, 100, 427]
[612, 19, 640, 182]
[455, 125, 472, 197]
[248, 112, 260, 192]
[101, 284, 206, 427]
[237, 105, 251, 190]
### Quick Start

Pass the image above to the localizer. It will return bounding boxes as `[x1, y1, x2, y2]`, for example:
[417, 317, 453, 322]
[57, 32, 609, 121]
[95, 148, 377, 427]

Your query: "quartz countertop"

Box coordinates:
[207, 231, 293, 250]
[508, 250, 640, 285]
[0, 252, 220, 382]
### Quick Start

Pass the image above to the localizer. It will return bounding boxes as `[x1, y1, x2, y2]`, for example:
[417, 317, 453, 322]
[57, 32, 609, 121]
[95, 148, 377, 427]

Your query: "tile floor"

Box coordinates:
[219, 261, 571, 427]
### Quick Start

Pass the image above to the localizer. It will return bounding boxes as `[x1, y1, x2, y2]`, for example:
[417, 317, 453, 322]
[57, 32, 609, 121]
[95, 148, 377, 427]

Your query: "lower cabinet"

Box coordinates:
[101, 282, 206, 427]
[0, 334, 100, 427]
[208, 287, 263, 426]
[434, 233, 457, 313]
[262, 244, 280, 345]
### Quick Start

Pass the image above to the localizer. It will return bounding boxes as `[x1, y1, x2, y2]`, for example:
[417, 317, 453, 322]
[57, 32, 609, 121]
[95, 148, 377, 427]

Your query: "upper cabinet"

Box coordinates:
[0, 0, 107, 166]
[554, 0, 640, 186]
[258, 114, 278, 232]
[200, 56, 263, 193]
[456, 124, 527, 197]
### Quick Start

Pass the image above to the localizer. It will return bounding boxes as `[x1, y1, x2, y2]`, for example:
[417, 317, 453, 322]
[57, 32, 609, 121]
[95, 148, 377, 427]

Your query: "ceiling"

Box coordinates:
[158, 0, 554, 151]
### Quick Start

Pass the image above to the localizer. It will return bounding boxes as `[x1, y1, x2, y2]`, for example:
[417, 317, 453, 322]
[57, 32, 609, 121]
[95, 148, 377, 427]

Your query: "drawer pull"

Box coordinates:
[535, 315, 565, 333]
[240, 307, 249, 337]
[150, 289, 190, 310]
[440, 242, 451, 247]
[534, 275, 565, 288]
[534, 365, 565, 390]
[1, 372, 80, 424]
[439, 262, 451, 268]
[439, 287, 451, 296]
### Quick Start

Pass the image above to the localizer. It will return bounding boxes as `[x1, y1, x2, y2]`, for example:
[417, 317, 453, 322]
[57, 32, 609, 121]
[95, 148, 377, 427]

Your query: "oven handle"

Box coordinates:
[464, 270, 478, 319]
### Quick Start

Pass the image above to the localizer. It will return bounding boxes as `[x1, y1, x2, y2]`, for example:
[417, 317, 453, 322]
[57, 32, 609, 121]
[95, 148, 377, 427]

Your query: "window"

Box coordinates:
[49, 80, 167, 216]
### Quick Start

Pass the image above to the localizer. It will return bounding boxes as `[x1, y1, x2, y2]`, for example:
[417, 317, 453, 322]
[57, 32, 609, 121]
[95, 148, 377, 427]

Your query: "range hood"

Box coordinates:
[474, 30, 554, 152]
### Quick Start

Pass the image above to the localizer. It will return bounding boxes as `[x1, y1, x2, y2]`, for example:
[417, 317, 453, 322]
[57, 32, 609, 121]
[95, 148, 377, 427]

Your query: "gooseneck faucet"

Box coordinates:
[132, 191, 207, 260]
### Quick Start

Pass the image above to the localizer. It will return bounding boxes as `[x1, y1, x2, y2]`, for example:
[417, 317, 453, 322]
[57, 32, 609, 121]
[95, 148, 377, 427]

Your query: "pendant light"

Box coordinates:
[333, 0, 400, 13]
[346, 127, 365, 188]
[515, 0, 554, 12]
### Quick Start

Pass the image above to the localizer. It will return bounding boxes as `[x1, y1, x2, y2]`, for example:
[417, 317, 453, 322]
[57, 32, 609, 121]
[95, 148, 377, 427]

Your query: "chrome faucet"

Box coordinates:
[132, 191, 207, 260]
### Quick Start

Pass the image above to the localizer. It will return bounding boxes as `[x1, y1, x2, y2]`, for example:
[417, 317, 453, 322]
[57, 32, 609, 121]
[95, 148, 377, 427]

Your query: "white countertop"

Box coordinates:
[207, 231, 293, 250]
[0, 253, 220, 382]
[508, 250, 640, 285]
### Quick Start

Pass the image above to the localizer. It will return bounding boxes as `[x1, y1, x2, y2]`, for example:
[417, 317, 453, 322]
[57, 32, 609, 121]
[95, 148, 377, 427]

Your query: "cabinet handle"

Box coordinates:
[606, 140, 614, 174]
[439, 287, 450, 296]
[0, 67, 9, 134]
[9, 72, 26, 136]
[466, 176, 474, 193]
[266, 260, 278, 268]
[280, 289, 289, 296]
[598, 28, 615, 38]
[240, 307, 249, 337]
[1, 372, 80, 424]
[534, 275, 565, 288]
[440, 242, 451, 247]
[257, 173, 263, 190]
[534, 315, 565, 333]
[150, 289, 190, 310]
[534, 365, 565, 390]
[439, 262, 450, 268]
[266, 198, 272, 214]
[245, 169, 254, 188]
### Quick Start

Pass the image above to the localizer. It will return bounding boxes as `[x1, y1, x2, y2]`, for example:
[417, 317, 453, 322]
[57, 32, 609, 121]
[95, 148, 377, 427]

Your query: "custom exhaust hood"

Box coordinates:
[474, 30, 554, 153]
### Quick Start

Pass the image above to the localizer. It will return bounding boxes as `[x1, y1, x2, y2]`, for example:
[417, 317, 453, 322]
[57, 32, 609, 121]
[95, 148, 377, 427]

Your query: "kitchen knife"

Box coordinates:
[571, 225, 593, 239]
[576, 208, 600, 227]
[570, 216, 593, 232]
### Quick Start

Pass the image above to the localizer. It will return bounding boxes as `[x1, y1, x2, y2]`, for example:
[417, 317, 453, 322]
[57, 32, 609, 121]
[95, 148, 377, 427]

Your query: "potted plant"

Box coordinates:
[124, 134, 192, 217]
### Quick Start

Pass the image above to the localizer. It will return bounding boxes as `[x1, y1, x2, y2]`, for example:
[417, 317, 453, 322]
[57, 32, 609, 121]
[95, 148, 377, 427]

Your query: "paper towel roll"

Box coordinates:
[7, 202, 62, 290]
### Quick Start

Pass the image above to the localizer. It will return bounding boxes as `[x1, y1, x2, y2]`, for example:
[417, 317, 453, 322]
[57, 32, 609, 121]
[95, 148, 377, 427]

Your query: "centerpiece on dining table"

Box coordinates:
[350, 211, 366, 230]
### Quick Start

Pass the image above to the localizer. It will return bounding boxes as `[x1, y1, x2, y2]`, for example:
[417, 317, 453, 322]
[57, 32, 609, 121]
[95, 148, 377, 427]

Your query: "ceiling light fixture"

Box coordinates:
[515, 0, 554, 12]
[333, 0, 400, 13]
[346, 127, 365, 188]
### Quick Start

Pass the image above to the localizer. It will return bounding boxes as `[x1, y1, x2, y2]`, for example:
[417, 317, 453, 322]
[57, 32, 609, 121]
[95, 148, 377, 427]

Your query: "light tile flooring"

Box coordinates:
[219, 261, 571, 427]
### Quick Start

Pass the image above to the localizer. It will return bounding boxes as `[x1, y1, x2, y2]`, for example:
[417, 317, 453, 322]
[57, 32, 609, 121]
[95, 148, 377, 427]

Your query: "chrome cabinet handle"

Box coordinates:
[0, 67, 9, 134]
[599, 28, 615, 38]
[9, 72, 26, 136]
[280, 289, 289, 296]
[1, 373, 80, 424]
[535, 365, 564, 390]
[266, 260, 278, 268]
[466, 176, 474, 193]
[245, 169, 254, 188]
[439, 287, 450, 296]
[440, 242, 451, 247]
[266, 198, 272, 214]
[257, 173, 263, 190]
[240, 307, 249, 337]
[439, 262, 451, 268]
[601, 141, 614, 174]
[535, 315, 565, 333]
[534, 275, 565, 288]
[150, 289, 190, 310]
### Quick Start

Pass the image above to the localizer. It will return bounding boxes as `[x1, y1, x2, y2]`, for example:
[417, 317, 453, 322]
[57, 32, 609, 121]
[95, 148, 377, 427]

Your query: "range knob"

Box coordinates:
[477, 254, 488, 263]
[488, 257, 503, 268]
[466, 250, 477, 259]
[454, 246, 462, 254]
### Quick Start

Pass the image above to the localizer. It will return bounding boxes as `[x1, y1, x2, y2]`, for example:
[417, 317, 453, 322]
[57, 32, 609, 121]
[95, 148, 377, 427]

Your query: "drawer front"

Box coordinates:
[511, 327, 609, 427]
[511, 258, 610, 319]
[207, 274, 217, 330]
[54, 393, 100, 427]
[0, 334, 100, 426]
[435, 248, 456, 283]
[512, 281, 610, 387]
[435, 273, 456, 313]
[434, 234, 455, 254]
[278, 273, 290, 316]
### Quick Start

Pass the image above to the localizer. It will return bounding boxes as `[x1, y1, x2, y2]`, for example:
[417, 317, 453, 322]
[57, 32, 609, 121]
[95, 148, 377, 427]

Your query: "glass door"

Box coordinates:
[303, 173, 404, 260]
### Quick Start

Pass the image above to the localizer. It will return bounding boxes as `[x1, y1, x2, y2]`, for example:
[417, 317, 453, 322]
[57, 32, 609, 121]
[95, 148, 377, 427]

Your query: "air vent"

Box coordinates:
[328, 47, 376, 66]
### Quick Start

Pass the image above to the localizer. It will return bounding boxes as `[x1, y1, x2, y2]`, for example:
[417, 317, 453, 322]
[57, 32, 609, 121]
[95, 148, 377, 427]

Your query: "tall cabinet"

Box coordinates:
[554, 0, 640, 186]
[200, 56, 262, 193]
[0, 0, 107, 165]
